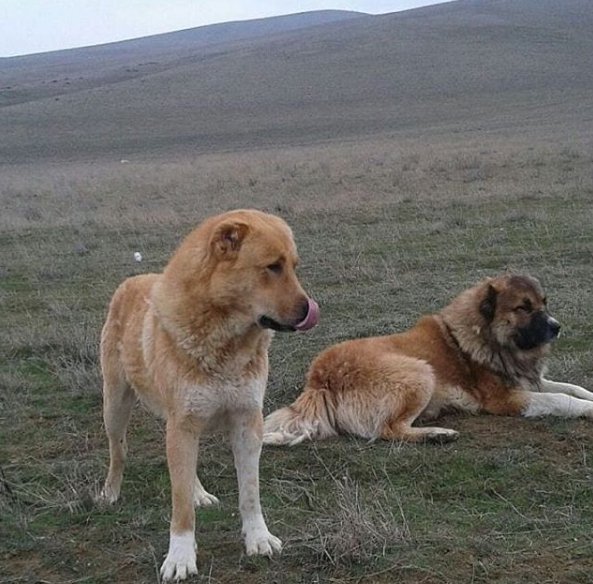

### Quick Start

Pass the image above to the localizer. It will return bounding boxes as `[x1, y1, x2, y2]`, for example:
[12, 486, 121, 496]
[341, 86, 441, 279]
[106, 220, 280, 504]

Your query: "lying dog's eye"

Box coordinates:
[514, 298, 534, 314]
[267, 262, 282, 274]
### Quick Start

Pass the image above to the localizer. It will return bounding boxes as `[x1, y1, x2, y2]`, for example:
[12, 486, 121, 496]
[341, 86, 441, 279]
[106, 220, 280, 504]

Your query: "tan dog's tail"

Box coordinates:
[263, 388, 337, 446]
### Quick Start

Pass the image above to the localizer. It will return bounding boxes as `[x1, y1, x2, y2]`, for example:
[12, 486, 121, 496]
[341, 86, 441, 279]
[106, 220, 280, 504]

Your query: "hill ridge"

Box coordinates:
[1, 0, 592, 164]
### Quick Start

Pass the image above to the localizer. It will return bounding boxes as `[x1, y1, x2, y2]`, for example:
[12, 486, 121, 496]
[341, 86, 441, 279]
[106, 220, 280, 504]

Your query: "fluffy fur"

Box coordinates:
[264, 274, 593, 446]
[99, 209, 318, 581]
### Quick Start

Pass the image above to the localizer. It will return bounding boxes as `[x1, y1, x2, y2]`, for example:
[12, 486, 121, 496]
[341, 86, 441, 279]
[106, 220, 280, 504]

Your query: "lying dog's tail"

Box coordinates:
[263, 387, 337, 446]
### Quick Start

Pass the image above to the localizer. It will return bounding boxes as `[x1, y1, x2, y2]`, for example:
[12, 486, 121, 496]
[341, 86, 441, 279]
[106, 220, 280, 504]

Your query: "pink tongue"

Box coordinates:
[295, 298, 320, 331]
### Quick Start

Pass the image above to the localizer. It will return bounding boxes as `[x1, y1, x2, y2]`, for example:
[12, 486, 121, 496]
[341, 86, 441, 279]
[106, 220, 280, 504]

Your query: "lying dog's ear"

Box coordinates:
[479, 284, 498, 322]
[211, 221, 250, 257]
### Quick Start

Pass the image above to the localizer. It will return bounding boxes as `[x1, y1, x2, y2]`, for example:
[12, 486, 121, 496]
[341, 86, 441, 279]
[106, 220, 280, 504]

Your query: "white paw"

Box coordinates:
[193, 481, 219, 507]
[160, 531, 197, 582]
[244, 527, 282, 557]
[425, 428, 459, 443]
[97, 483, 119, 505]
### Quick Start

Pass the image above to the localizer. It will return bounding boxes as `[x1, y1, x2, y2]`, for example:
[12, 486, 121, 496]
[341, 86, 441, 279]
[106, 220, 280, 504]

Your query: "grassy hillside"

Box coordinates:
[2, 1, 593, 583]
[1, 0, 592, 163]
[0, 10, 367, 108]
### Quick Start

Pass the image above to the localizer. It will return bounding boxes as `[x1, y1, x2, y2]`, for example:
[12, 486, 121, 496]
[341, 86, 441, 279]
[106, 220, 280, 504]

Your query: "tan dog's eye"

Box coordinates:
[267, 262, 283, 274]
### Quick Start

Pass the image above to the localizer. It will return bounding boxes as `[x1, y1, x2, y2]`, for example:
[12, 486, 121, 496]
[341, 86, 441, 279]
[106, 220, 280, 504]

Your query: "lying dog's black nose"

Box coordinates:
[549, 319, 561, 338]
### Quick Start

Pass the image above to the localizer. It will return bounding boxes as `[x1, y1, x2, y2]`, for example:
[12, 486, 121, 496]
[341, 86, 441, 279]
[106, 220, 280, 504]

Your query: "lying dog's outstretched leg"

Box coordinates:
[540, 378, 593, 402]
[523, 392, 593, 419]
[230, 408, 282, 557]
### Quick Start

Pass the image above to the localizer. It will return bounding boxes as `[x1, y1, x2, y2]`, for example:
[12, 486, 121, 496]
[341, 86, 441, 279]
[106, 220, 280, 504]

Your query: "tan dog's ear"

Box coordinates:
[211, 221, 250, 257]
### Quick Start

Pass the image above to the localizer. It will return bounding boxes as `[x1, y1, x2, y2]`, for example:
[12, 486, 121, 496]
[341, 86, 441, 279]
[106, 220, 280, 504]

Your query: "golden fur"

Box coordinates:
[99, 209, 318, 581]
[264, 274, 593, 446]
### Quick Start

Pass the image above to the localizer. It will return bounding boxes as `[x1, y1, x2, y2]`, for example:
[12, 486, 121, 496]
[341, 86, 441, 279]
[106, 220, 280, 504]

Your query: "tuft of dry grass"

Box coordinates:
[303, 474, 409, 566]
[43, 303, 103, 397]
[3, 301, 103, 396]
[2, 461, 100, 517]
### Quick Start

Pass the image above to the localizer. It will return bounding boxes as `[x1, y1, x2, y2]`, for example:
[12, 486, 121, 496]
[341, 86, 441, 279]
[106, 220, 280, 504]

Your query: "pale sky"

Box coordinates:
[0, 1, 454, 58]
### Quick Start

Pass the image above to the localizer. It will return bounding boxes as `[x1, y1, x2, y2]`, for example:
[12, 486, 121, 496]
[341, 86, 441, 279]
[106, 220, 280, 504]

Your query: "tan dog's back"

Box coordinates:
[101, 274, 161, 399]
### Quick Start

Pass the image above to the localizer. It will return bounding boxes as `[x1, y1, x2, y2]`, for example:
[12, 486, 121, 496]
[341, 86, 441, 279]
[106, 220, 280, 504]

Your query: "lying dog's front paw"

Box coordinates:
[244, 529, 282, 557]
[160, 532, 198, 582]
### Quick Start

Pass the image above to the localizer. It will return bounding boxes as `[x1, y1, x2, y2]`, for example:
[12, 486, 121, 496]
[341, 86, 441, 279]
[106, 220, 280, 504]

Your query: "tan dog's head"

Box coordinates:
[159, 209, 319, 333]
[477, 274, 560, 351]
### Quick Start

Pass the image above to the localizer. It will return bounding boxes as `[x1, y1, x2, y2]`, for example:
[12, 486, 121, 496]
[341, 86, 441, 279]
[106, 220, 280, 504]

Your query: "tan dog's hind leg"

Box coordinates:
[193, 474, 219, 507]
[100, 325, 135, 505]
[229, 409, 282, 557]
[161, 420, 199, 582]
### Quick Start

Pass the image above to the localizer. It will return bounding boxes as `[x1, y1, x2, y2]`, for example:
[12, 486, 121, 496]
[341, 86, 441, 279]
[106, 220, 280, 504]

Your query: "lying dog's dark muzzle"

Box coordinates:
[514, 313, 561, 350]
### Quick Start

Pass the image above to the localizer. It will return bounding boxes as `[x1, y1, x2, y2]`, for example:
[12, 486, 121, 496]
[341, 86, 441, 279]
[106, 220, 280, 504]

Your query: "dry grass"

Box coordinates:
[3, 133, 593, 583]
[303, 474, 409, 566]
[2, 130, 592, 232]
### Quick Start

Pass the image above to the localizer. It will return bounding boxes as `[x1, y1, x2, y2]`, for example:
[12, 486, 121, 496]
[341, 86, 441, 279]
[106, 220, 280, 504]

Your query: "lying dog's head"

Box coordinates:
[478, 274, 560, 351]
[159, 209, 319, 333]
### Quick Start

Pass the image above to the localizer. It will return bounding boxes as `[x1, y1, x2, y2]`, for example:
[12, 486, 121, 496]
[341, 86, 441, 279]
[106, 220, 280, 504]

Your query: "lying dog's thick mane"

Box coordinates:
[440, 276, 548, 387]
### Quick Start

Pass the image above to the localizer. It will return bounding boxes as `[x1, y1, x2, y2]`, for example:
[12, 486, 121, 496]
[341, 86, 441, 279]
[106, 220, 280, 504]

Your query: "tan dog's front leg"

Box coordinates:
[229, 409, 282, 556]
[160, 420, 199, 582]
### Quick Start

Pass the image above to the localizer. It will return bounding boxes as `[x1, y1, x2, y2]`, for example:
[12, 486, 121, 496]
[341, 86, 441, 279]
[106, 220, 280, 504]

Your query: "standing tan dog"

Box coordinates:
[99, 209, 319, 581]
[264, 274, 593, 446]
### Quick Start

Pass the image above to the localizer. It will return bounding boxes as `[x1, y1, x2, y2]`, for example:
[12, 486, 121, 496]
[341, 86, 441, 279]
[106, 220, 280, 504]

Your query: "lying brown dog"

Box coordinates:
[264, 274, 592, 445]
[99, 209, 319, 581]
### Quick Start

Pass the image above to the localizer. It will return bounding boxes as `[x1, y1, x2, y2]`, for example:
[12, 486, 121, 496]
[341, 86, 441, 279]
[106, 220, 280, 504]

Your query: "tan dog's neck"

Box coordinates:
[150, 283, 272, 374]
